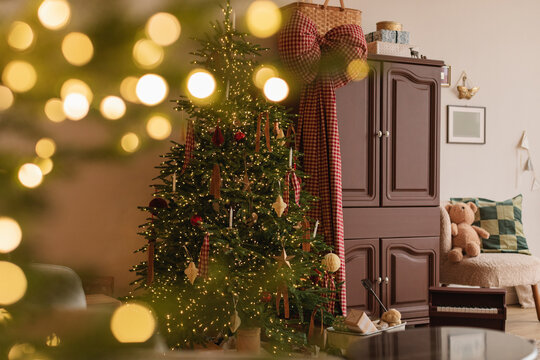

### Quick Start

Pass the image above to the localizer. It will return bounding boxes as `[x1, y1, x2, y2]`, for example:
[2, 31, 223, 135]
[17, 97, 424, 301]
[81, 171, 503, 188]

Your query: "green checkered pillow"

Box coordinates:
[449, 195, 530, 254]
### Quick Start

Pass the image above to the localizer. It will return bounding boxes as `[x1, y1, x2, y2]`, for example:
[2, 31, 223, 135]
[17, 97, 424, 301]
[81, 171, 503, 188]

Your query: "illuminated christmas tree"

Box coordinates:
[131, 2, 335, 353]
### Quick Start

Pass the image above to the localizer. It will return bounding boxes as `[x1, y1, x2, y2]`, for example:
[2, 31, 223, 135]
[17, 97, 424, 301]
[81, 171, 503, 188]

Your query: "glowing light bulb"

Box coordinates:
[121, 132, 140, 153]
[46, 333, 61, 347]
[146, 115, 171, 140]
[0, 262, 27, 305]
[187, 70, 216, 99]
[62, 32, 94, 66]
[44, 98, 66, 122]
[136, 74, 168, 106]
[35, 158, 54, 175]
[347, 59, 369, 81]
[146, 12, 181, 46]
[100, 96, 126, 120]
[0, 86, 14, 111]
[246, 1, 281, 38]
[38, 0, 70, 30]
[132, 39, 163, 69]
[263, 77, 289, 102]
[60, 79, 93, 103]
[63, 93, 89, 120]
[0, 217, 22, 254]
[2, 61, 37, 93]
[253, 65, 277, 89]
[35, 138, 56, 158]
[18, 163, 43, 188]
[111, 303, 156, 343]
[7, 21, 34, 51]
[120, 76, 140, 103]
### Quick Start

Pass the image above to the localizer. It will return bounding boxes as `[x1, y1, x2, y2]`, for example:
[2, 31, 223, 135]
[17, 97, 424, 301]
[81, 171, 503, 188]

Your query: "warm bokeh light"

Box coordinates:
[35, 157, 54, 175]
[7, 21, 34, 51]
[246, 1, 281, 38]
[46, 333, 61, 347]
[100, 96, 126, 120]
[136, 74, 168, 105]
[0, 217, 22, 254]
[121, 132, 140, 153]
[132, 39, 163, 69]
[44, 98, 66, 122]
[2, 61, 37, 93]
[263, 77, 289, 102]
[0, 308, 12, 323]
[7, 343, 35, 360]
[63, 93, 89, 120]
[146, 12, 181, 46]
[187, 70, 216, 99]
[37, 0, 70, 30]
[0, 262, 27, 305]
[253, 65, 277, 89]
[111, 303, 156, 343]
[35, 138, 56, 158]
[120, 76, 140, 103]
[0, 86, 14, 111]
[60, 79, 93, 103]
[146, 115, 172, 140]
[347, 59, 369, 81]
[18, 163, 43, 188]
[62, 32, 94, 66]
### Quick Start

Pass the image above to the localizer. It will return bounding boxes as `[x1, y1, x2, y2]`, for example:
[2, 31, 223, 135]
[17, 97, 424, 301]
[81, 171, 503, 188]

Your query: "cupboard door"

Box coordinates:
[336, 62, 380, 207]
[345, 238, 379, 316]
[381, 237, 439, 323]
[381, 62, 440, 206]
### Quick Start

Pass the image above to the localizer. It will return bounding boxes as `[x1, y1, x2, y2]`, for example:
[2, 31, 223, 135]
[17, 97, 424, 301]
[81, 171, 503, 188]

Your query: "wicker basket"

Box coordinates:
[367, 41, 412, 57]
[281, 0, 362, 36]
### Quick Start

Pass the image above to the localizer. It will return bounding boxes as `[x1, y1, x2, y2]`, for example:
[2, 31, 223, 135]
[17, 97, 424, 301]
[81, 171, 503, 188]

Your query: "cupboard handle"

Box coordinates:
[377, 277, 382, 284]
[376, 130, 383, 138]
[384, 276, 389, 284]
[384, 130, 390, 137]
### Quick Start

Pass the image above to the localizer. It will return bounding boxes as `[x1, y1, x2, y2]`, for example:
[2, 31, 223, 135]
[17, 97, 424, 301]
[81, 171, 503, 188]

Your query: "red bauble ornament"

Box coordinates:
[261, 291, 272, 303]
[148, 198, 168, 215]
[190, 215, 203, 226]
[212, 124, 225, 146]
[234, 131, 246, 142]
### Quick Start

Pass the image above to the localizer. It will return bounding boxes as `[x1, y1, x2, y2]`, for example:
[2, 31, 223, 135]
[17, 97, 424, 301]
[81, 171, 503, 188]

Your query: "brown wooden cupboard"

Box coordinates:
[337, 55, 444, 324]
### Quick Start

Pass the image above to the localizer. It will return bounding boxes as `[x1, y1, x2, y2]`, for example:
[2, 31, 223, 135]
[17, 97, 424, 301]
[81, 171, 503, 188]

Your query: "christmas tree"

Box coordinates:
[131, 2, 336, 353]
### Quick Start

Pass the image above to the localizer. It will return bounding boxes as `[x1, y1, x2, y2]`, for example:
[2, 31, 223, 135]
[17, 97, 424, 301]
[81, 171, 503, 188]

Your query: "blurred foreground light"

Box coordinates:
[8, 343, 35, 360]
[0, 262, 27, 305]
[146, 12, 181, 46]
[18, 163, 43, 188]
[136, 74, 168, 105]
[61, 79, 93, 103]
[111, 303, 156, 343]
[0, 86, 14, 111]
[2, 61, 37, 93]
[347, 59, 369, 81]
[263, 77, 289, 102]
[7, 22, 35, 51]
[44, 98, 65, 122]
[187, 70, 216, 99]
[35, 158, 54, 175]
[246, 1, 281, 38]
[63, 93, 89, 120]
[35, 138, 56, 158]
[0, 217, 22, 254]
[0, 308, 12, 323]
[38, 0, 70, 30]
[100, 96, 126, 120]
[133, 39, 163, 69]
[120, 77, 140, 103]
[121, 133, 140, 153]
[62, 32, 94, 66]
[253, 65, 277, 89]
[46, 333, 61, 347]
[146, 115, 171, 140]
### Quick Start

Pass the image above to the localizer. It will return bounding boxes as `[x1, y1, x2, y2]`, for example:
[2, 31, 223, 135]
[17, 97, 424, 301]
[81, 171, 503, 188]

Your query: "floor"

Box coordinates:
[506, 305, 540, 340]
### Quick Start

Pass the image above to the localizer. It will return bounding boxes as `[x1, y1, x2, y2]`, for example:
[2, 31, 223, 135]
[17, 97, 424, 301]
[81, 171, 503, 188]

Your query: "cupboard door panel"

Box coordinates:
[381, 63, 440, 206]
[381, 237, 439, 323]
[337, 62, 380, 207]
[345, 239, 379, 316]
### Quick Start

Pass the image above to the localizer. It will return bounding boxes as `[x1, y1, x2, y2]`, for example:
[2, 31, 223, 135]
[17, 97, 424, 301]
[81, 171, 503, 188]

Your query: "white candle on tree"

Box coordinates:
[229, 207, 233, 228]
[289, 148, 293, 168]
[313, 220, 319, 238]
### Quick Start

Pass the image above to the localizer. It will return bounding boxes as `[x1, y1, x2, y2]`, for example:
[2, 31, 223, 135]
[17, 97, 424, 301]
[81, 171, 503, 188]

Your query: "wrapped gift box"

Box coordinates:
[367, 41, 413, 57]
[366, 30, 410, 44]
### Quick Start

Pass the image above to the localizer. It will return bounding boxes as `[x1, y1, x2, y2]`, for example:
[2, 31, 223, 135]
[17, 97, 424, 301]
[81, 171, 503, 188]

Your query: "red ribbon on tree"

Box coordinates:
[182, 119, 195, 174]
[283, 170, 300, 216]
[198, 233, 210, 279]
[279, 9, 367, 315]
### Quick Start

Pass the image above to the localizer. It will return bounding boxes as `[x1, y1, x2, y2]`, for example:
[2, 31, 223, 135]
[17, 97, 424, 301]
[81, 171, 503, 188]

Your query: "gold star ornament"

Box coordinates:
[272, 195, 287, 217]
[184, 261, 199, 285]
[274, 248, 295, 269]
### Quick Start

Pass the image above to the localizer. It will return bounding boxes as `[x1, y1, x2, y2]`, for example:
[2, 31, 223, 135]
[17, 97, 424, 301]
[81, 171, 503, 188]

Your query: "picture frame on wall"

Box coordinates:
[447, 105, 486, 144]
[441, 65, 451, 87]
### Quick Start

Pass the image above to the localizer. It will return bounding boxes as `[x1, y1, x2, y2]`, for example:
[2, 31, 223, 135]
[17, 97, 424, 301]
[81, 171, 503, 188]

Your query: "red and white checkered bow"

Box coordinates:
[279, 10, 367, 315]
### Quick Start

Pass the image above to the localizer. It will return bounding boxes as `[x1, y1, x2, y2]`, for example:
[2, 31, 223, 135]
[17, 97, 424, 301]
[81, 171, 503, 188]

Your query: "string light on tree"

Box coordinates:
[146, 115, 172, 140]
[7, 21, 35, 51]
[62, 32, 94, 66]
[136, 74, 168, 105]
[246, 0, 281, 38]
[263, 77, 289, 102]
[37, 0, 71, 30]
[0, 261, 27, 305]
[18, 163, 43, 188]
[110, 303, 156, 343]
[100, 96, 126, 120]
[0, 217, 22, 254]
[121, 132, 140, 153]
[0, 86, 14, 111]
[186, 70, 216, 99]
[63, 93, 89, 120]
[145, 12, 181, 46]
[2, 61, 37, 93]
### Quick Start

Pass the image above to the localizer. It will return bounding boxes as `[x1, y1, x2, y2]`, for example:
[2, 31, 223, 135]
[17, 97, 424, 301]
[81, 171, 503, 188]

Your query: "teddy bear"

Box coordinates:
[445, 202, 490, 263]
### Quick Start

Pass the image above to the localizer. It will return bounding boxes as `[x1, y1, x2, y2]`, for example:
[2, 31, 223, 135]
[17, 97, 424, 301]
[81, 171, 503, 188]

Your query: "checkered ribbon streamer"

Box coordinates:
[283, 170, 301, 215]
[279, 10, 367, 315]
[198, 233, 210, 279]
[182, 119, 195, 173]
[322, 272, 336, 314]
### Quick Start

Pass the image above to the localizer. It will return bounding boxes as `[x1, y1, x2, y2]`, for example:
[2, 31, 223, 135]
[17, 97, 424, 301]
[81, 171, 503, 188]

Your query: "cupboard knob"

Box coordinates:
[376, 131, 383, 138]
[384, 276, 389, 284]
[377, 277, 382, 284]
[384, 130, 390, 137]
